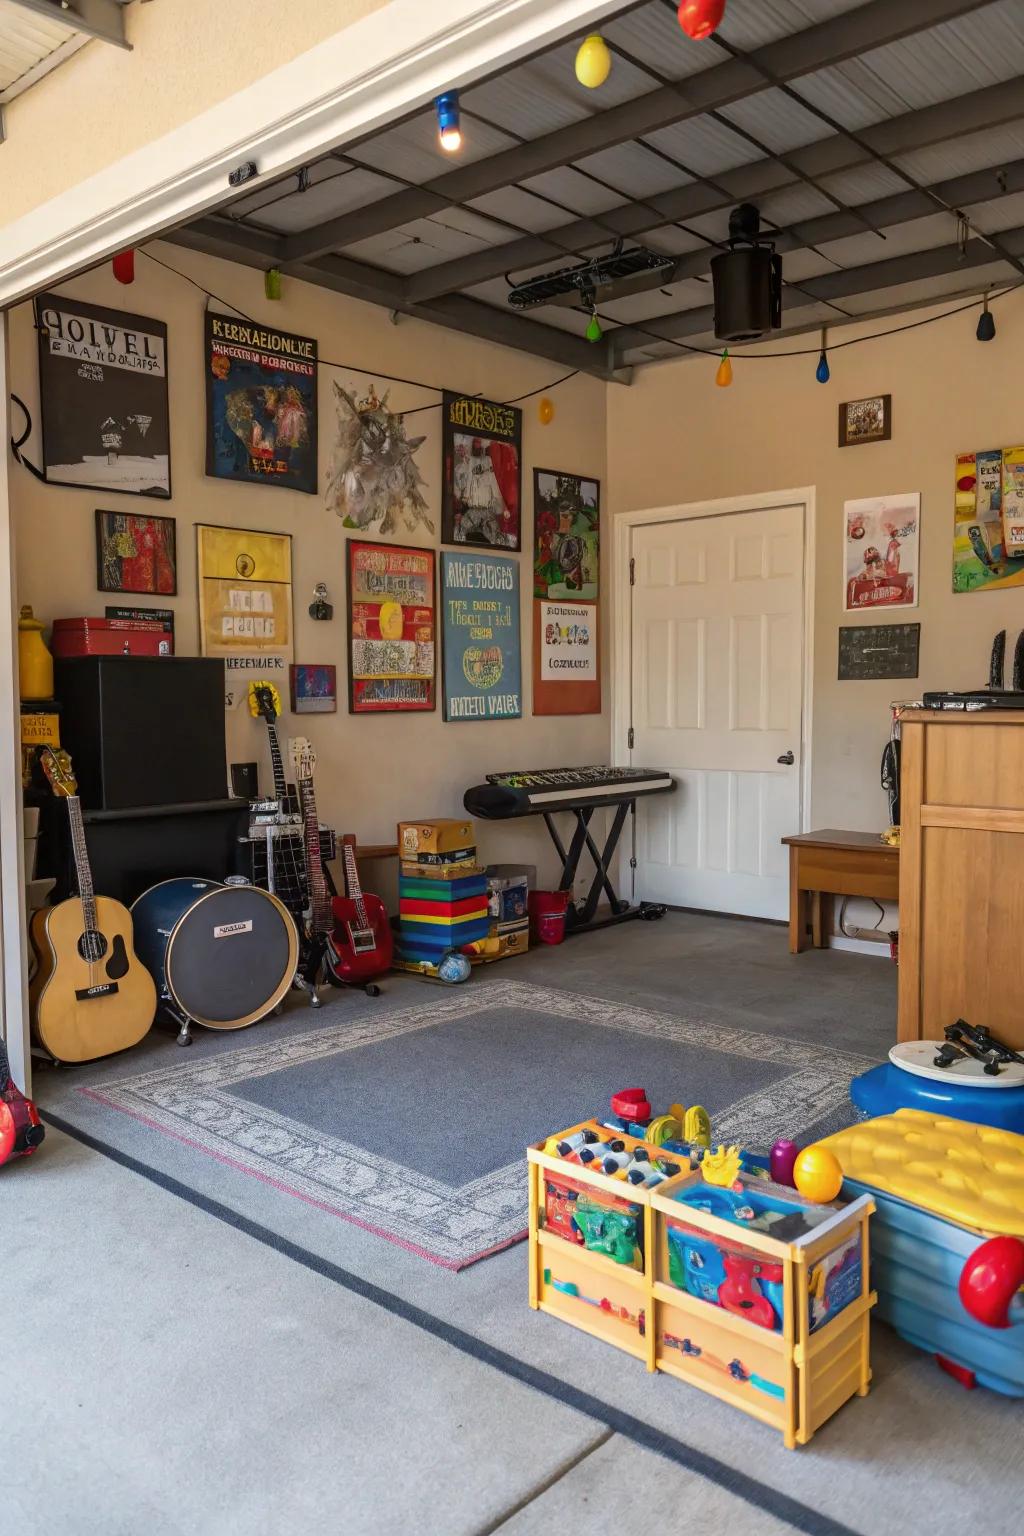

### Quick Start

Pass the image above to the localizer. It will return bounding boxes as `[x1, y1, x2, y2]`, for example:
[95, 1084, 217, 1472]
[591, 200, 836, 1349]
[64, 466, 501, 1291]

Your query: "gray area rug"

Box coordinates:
[79, 976, 877, 1268]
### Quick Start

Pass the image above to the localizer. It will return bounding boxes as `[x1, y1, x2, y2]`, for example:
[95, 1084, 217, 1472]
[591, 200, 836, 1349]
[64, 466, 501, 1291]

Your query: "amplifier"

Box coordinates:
[921, 690, 1024, 711]
[54, 656, 227, 810]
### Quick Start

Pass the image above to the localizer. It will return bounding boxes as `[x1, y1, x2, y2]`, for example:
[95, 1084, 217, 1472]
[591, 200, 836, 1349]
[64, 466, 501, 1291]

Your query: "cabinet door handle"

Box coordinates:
[777, 750, 795, 765]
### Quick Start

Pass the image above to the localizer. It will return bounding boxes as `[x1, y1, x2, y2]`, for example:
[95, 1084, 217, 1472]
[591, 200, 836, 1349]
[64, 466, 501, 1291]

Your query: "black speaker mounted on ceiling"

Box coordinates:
[710, 204, 783, 343]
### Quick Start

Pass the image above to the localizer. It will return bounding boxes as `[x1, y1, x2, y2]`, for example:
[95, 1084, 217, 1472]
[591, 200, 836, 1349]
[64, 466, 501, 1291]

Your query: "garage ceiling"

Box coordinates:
[0, 0, 130, 110]
[168, 0, 1024, 382]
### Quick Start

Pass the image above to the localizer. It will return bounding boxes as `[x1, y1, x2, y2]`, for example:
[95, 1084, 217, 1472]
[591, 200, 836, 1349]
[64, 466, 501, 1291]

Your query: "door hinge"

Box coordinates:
[627, 726, 635, 750]
[629, 556, 635, 586]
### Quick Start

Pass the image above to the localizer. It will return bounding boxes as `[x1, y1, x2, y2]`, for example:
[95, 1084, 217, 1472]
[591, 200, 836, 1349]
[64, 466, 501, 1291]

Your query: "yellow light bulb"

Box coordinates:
[715, 349, 733, 387]
[575, 35, 612, 89]
[538, 397, 554, 425]
[439, 126, 462, 153]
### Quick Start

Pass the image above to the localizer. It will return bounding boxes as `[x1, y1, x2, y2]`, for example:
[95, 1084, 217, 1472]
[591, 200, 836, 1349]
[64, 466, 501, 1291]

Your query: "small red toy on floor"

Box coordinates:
[0, 1038, 44, 1165]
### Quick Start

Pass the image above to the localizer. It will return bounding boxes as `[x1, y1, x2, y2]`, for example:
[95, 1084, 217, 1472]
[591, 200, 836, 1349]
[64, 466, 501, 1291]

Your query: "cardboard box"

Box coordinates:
[398, 819, 475, 857]
[400, 859, 480, 882]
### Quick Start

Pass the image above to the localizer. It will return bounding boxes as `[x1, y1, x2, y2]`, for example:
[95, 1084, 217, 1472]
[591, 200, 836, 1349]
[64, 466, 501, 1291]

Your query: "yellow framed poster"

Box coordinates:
[196, 524, 293, 708]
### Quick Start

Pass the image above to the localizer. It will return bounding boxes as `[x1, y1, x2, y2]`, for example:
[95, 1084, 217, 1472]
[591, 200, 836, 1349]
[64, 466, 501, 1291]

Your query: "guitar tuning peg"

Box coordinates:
[309, 582, 333, 621]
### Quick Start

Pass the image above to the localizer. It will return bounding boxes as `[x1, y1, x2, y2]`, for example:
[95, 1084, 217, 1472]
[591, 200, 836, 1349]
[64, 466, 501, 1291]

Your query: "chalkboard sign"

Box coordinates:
[838, 622, 920, 680]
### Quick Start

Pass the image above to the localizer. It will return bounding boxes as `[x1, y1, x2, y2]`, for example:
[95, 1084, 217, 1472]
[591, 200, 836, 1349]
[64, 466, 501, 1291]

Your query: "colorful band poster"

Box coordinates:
[347, 540, 436, 712]
[441, 552, 521, 722]
[534, 469, 600, 601]
[205, 312, 317, 494]
[196, 524, 293, 710]
[36, 292, 170, 497]
[953, 447, 1024, 592]
[441, 392, 522, 550]
[532, 600, 600, 716]
[843, 494, 919, 613]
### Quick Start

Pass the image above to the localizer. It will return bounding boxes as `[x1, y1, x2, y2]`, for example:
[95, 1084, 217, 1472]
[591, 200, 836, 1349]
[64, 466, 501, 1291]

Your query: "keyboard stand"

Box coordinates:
[542, 800, 667, 933]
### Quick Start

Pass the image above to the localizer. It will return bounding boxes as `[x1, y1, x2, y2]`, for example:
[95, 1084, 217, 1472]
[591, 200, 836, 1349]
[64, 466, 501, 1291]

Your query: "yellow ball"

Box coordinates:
[575, 34, 612, 89]
[793, 1145, 844, 1204]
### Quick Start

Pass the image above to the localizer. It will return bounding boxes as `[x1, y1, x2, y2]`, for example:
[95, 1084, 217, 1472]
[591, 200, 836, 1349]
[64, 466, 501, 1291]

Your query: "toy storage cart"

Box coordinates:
[528, 1124, 876, 1448]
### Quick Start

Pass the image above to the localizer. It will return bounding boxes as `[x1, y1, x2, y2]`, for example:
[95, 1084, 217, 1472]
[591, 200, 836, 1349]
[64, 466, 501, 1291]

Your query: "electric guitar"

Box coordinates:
[0, 1035, 44, 1164]
[30, 749, 156, 1064]
[289, 738, 392, 994]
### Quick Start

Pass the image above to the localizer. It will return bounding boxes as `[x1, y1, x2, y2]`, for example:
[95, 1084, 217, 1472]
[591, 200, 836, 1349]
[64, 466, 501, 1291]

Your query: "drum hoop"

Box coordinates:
[163, 887, 298, 1030]
[129, 877, 225, 914]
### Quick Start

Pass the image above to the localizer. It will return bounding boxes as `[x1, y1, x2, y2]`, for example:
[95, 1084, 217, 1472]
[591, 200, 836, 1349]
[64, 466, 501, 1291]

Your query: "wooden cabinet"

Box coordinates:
[898, 709, 1024, 1049]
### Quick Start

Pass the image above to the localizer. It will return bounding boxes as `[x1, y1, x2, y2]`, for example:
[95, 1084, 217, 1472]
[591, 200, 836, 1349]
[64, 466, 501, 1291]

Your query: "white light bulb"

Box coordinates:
[439, 126, 462, 153]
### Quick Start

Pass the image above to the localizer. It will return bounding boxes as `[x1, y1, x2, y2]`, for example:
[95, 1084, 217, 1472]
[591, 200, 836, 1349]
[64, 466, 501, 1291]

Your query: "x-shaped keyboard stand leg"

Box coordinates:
[543, 801, 649, 932]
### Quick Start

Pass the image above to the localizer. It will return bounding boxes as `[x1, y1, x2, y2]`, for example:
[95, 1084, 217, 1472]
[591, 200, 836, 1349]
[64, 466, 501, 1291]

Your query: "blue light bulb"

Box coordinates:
[815, 349, 830, 384]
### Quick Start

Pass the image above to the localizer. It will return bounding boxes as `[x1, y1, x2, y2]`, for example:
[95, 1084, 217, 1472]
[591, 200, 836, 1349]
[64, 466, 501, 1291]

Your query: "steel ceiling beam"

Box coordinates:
[5, 0, 131, 48]
[282, 0, 989, 264]
[163, 218, 627, 383]
[608, 226, 1024, 353]
[405, 75, 1024, 304]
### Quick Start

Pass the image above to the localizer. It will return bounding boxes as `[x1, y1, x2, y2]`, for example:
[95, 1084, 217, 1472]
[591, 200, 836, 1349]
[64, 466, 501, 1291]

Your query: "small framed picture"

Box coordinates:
[839, 394, 892, 448]
[290, 663, 337, 713]
[95, 509, 177, 595]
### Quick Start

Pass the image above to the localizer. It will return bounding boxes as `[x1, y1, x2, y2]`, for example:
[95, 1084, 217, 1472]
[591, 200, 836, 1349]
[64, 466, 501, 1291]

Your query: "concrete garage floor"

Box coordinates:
[7, 915, 1020, 1535]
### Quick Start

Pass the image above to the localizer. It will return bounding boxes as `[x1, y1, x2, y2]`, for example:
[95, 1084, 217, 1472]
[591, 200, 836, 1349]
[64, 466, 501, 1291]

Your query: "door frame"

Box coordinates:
[611, 487, 817, 907]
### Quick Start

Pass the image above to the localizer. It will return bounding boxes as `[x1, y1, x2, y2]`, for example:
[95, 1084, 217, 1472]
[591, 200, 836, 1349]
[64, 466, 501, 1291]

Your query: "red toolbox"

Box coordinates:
[51, 617, 173, 658]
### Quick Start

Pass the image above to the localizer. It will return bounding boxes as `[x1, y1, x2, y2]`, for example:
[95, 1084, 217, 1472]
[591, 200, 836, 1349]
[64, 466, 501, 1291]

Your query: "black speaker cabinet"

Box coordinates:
[54, 657, 227, 810]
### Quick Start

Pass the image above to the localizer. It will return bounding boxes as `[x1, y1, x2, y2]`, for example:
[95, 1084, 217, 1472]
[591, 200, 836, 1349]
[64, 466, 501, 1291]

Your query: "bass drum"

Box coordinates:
[131, 878, 298, 1031]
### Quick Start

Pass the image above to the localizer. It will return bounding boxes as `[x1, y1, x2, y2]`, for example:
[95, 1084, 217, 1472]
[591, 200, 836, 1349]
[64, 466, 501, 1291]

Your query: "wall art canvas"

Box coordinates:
[196, 524, 293, 710]
[441, 392, 522, 550]
[843, 493, 919, 613]
[347, 540, 435, 712]
[441, 552, 521, 722]
[290, 664, 337, 714]
[953, 446, 1024, 592]
[533, 469, 599, 601]
[95, 510, 176, 595]
[324, 379, 433, 536]
[838, 394, 891, 448]
[36, 292, 170, 497]
[205, 312, 317, 494]
[532, 599, 600, 716]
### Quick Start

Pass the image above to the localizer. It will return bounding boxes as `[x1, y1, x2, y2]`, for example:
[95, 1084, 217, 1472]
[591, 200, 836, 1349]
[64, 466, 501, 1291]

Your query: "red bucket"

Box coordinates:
[529, 889, 571, 945]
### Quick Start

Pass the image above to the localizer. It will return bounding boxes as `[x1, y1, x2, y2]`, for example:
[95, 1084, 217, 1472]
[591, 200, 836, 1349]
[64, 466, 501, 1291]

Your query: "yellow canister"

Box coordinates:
[18, 606, 54, 702]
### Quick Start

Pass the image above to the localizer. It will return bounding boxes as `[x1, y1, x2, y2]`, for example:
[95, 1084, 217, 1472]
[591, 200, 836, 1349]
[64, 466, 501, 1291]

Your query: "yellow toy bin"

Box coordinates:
[527, 1123, 876, 1448]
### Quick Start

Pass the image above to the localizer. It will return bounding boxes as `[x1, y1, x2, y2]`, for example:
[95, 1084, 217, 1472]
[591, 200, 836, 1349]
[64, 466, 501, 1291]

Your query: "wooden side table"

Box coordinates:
[781, 829, 899, 954]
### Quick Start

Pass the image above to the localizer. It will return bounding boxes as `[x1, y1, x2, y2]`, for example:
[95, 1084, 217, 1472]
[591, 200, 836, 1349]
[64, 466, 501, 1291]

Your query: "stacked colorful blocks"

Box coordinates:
[396, 819, 490, 966]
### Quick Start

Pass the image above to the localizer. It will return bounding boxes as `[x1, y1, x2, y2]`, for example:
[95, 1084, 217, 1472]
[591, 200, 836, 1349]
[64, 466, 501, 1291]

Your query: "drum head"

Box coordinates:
[165, 887, 297, 1028]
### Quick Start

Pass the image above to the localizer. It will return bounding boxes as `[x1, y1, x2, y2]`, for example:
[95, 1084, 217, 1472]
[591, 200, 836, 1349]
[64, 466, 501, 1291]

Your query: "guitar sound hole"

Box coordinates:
[78, 930, 109, 963]
[106, 934, 130, 980]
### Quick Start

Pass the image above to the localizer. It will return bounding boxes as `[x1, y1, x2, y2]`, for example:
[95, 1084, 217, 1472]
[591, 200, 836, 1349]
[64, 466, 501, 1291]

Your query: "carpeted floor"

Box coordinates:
[19, 914, 1020, 1536]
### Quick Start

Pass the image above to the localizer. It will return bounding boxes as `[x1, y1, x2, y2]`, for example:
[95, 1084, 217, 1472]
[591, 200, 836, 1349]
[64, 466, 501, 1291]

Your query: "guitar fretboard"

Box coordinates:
[264, 716, 288, 805]
[298, 776, 332, 935]
[66, 794, 101, 956]
[343, 840, 371, 934]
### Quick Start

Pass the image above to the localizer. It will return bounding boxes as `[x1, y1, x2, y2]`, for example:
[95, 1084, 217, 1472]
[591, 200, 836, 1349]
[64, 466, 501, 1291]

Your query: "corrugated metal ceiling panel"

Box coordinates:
[711, 0, 868, 53]
[965, 189, 1024, 237]
[717, 87, 837, 156]
[353, 112, 517, 186]
[812, 211, 961, 272]
[818, 164, 909, 206]
[893, 122, 1024, 187]
[572, 140, 691, 200]
[838, 261, 1017, 313]
[0, 0, 75, 95]
[233, 167, 399, 235]
[641, 111, 769, 176]
[516, 165, 628, 217]
[466, 186, 576, 237]
[602, 3, 730, 78]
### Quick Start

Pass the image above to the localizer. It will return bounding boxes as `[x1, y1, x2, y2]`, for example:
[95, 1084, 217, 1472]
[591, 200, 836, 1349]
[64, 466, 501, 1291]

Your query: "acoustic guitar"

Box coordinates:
[289, 738, 391, 996]
[30, 749, 156, 1064]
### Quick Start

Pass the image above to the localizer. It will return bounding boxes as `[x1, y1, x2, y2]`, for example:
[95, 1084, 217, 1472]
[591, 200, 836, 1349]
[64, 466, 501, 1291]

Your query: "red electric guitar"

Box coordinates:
[289, 739, 392, 996]
[1, 1035, 44, 1166]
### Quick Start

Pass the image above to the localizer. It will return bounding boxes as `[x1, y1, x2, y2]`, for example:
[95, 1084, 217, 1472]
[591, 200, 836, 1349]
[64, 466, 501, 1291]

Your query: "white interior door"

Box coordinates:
[628, 502, 806, 919]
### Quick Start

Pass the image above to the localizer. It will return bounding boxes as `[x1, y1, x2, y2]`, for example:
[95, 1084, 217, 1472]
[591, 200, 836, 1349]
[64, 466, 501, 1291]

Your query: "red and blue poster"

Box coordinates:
[205, 312, 317, 494]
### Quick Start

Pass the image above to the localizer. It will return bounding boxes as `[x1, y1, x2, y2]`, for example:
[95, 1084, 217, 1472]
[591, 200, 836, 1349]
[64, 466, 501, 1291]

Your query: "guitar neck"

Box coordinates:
[298, 776, 332, 934]
[343, 840, 370, 932]
[264, 717, 288, 805]
[66, 795, 97, 934]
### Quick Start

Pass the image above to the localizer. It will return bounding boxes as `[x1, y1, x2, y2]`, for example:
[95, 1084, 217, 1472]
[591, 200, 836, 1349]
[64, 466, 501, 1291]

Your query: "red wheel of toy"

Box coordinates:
[959, 1237, 1024, 1328]
[0, 1102, 16, 1166]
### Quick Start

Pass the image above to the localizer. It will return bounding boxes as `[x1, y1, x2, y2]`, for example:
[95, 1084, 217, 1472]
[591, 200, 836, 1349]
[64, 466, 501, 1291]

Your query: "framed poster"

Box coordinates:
[441, 552, 521, 721]
[196, 524, 293, 710]
[205, 312, 317, 494]
[532, 599, 600, 716]
[838, 623, 920, 681]
[839, 394, 891, 447]
[290, 664, 337, 714]
[95, 509, 177, 595]
[441, 391, 522, 549]
[324, 379, 433, 536]
[347, 540, 436, 712]
[953, 446, 1024, 592]
[843, 493, 919, 613]
[534, 469, 599, 601]
[35, 291, 170, 497]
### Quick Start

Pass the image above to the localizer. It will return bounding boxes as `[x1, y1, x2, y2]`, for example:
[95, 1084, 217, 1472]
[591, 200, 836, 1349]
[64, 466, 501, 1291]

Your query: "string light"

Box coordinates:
[815, 327, 830, 383]
[678, 0, 727, 41]
[586, 309, 604, 343]
[538, 397, 555, 424]
[976, 291, 996, 341]
[436, 92, 462, 153]
[575, 34, 612, 88]
[715, 349, 733, 387]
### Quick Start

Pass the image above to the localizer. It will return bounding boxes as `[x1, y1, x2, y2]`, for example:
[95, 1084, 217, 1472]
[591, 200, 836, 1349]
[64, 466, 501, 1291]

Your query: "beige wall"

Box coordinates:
[607, 289, 1024, 835]
[0, 0, 385, 224]
[7, 242, 608, 893]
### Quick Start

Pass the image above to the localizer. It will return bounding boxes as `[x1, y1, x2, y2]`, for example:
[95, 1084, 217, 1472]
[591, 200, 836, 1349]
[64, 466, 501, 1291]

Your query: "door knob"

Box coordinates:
[777, 750, 795, 765]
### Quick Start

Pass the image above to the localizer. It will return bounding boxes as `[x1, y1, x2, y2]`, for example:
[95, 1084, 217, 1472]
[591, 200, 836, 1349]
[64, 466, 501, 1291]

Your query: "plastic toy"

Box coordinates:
[546, 1271, 644, 1331]
[573, 1193, 641, 1265]
[602, 1088, 711, 1149]
[663, 1332, 784, 1399]
[851, 1038, 1024, 1133]
[792, 1144, 843, 1203]
[701, 1144, 742, 1187]
[770, 1139, 799, 1188]
[0, 1037, 44, 1166]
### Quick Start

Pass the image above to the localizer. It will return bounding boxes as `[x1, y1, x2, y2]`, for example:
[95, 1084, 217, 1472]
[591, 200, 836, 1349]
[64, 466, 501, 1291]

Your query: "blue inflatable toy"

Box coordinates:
[851, 1040, 1024, 1134]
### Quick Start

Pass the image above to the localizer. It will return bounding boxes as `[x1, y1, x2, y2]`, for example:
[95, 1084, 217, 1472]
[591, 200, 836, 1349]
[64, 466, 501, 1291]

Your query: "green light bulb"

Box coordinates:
[586, 313, 603, 343]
